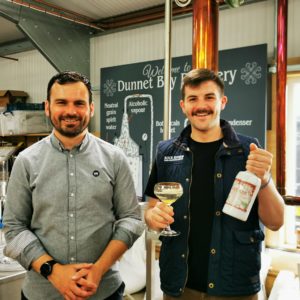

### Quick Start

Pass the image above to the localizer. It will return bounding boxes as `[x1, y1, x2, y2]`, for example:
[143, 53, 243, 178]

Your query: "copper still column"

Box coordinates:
[276, 0, 287, 195]
[192, 0, 219, 71]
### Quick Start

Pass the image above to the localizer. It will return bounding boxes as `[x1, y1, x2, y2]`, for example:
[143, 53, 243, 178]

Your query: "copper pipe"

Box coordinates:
[32, 0, 95, 22]
[7, 0, 104, 31]
[192, 0, 219, 72]
[8, 0, 248, 34]
[276, 0, 287, 195]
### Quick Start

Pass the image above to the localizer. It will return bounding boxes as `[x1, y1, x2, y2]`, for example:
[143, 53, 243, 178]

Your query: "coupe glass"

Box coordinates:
[154, 182, 183, 237]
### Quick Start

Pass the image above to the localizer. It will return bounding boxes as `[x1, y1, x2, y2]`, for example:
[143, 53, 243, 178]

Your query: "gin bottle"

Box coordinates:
[222, 171, 261, 221]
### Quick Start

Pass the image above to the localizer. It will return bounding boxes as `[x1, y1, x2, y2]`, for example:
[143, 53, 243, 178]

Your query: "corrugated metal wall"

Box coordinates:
[0, 50, 56, 103]
[287, 0, 300, 58]
[219, 0, 275, 52]
[0, 0, 299, 132]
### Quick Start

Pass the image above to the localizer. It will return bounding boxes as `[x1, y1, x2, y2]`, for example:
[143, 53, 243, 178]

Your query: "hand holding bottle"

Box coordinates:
[223, 143, 272, 221]
[246, 143, 272, 186]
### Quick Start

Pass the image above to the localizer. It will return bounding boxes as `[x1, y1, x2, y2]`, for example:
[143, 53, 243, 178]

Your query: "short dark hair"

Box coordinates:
[47, 71, 92, 103]
[181, 68, 224, 99]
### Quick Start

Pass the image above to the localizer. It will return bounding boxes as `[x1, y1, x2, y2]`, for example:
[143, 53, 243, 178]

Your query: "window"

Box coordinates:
[282, 74, 300, 249]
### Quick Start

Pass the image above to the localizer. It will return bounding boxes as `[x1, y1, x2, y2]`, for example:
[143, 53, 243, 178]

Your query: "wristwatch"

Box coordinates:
[40, 260, 58, 279]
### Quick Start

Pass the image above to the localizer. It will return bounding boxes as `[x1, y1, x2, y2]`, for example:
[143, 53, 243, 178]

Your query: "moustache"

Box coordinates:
[59, 115, 81, 121]
[191, 109, 212, 116]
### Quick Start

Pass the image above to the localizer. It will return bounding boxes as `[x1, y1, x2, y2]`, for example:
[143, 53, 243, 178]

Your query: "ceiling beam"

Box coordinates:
[0, 0, 92, 76]
[0, 38, 34, 56]
[0, 54, 18, 61]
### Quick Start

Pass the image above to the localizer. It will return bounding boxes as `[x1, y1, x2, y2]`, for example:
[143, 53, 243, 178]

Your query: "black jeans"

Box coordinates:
[105, 282, 125, 300]
[21, 291, 28, 300]
[21, 282, 125, 300]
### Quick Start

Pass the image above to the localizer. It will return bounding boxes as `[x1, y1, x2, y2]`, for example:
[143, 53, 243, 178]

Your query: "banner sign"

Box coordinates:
[100, 44, 267, 198]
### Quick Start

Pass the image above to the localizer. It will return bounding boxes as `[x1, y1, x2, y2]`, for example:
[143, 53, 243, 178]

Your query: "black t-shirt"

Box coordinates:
[186, 137, 222, 292]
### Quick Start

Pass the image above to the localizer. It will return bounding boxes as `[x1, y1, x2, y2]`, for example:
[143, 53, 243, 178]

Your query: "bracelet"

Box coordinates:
[260, 173, 271, 190]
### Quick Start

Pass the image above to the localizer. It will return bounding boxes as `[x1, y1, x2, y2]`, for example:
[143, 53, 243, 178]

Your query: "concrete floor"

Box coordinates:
[124, 288, 145, 300]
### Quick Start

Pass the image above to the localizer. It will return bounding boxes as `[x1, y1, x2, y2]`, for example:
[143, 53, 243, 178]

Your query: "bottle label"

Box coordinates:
[226, 177, 256, 212]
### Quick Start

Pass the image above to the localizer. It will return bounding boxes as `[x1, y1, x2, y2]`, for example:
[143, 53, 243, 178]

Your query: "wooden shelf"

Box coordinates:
[283, 195, 300, 206]
[0, 133, 50, 148]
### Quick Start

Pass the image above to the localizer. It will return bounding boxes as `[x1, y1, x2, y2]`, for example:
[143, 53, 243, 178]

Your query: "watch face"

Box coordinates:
[41, 262, 52, 277]
[41, 260, 56, 278]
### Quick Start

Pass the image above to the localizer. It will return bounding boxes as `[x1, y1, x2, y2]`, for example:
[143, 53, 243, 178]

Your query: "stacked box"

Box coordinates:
[0, 90, 28, 107]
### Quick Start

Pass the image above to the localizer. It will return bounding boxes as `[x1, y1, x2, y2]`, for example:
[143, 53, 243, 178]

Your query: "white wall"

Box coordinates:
[267, 248, 300, 275]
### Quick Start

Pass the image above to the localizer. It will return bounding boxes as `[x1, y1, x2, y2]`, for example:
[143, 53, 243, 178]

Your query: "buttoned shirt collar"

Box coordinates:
[50, 131, 90, 153]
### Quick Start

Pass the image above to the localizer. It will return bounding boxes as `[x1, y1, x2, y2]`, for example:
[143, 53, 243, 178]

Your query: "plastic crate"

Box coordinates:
[0, 111, 52, 136]
[6, 103, 45, 112]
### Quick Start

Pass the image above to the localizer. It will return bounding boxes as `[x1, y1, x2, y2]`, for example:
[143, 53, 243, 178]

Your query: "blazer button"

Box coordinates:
[208, 282, 215, 289]
[216, 173, 222, 178]
[215, 211, 221, 216]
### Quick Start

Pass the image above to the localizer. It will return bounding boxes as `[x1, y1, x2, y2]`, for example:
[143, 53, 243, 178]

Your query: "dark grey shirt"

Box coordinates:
[3, 132, 144, 299]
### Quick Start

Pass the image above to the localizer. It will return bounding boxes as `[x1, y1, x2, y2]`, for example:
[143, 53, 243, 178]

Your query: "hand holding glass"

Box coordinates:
[154, 182, 183, 237]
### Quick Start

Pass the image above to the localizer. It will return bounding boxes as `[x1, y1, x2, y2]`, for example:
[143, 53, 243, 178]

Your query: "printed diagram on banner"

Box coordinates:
[114, 94, 153, 199]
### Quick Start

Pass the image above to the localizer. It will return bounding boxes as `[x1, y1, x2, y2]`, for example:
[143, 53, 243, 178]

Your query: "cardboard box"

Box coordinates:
[0, 90, 28, 107]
